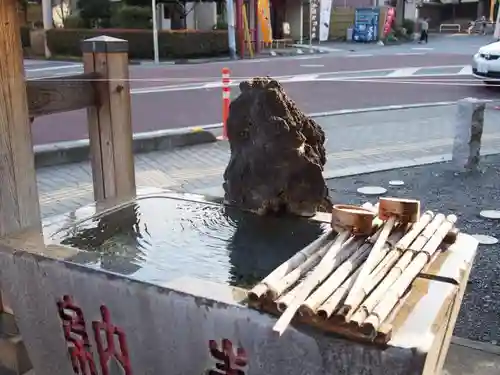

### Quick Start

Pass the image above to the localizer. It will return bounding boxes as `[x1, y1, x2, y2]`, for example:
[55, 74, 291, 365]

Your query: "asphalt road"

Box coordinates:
[27, 36, 500, 145]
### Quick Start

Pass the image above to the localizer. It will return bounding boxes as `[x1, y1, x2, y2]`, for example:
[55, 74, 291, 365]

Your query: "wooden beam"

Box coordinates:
[82, 36, 136, 202]
[27, 72, 98, 117]
[0, 0, 41, 236]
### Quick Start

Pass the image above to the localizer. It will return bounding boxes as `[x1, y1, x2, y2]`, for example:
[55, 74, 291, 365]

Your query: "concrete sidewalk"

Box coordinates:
[37, 104, 500, 218]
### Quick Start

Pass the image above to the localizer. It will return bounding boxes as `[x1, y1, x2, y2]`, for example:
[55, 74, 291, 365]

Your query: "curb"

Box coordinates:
[33, 100, 478, 169]
[192, 148, 500, 197]
[450, 336, 500, 355]
[308, 101, 457, 118]
[34, 128, 217, 169]
[323, 147, 500, 179]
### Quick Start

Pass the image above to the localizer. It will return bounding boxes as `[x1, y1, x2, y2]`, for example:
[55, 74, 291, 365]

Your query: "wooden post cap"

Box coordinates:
[378, 197, 420, 222]
[331, 204, 376, 235]
[81, 35, 129, 54]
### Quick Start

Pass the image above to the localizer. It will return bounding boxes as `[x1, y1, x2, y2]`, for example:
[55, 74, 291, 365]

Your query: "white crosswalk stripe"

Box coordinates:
[24, 62, 475, 95]
[458, 66, 473, 75]
[386, 67, 421, 77]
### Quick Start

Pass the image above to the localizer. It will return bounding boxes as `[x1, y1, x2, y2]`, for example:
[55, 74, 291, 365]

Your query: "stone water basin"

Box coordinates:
[3, 187, 479, 375]
[42, 187, 330, 288]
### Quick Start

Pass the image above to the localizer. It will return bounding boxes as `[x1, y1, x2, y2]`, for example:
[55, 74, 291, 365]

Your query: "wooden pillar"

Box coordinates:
[236, 0, 245, 58]
[0, 0, 41, 237]
[254, 0, 261, 53]
[82, 36, 136, 202]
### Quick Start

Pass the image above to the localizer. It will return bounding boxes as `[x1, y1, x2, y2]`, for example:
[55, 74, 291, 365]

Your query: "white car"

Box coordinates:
[472, 40, 500, 84]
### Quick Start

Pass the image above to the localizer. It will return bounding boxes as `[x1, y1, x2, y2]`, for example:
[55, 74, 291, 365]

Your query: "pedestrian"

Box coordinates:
[480, 16, 487, 35]
[419, 18, 429, 44]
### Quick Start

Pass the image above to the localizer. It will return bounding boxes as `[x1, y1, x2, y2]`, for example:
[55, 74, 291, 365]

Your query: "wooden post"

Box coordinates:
[0, 0, 41, 237]
[254, 0, 260, 54]
[237, 0, 245, 58]
[82, 36, 136, 202]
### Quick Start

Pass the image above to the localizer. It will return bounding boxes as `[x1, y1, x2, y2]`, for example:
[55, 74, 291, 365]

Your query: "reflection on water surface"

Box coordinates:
[53, 196, 328, 287]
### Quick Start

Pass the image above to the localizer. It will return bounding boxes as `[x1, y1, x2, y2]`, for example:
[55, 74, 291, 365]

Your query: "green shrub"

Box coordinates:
[20, 25, 30, 47]
[77, 0, 112, 28]
[46, 28, 229, 59]
[402, 19, 415, 35]
[63, 14, 85, 29]
[111, 5, 151, 29]
[213, 19, 228, 30]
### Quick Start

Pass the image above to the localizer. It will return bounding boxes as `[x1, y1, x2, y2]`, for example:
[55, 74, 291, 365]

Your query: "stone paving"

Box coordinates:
[37, 105, 500, 219]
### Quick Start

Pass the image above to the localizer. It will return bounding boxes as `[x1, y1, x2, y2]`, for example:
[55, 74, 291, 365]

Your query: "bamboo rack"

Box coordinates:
[247, 197, 460, 344]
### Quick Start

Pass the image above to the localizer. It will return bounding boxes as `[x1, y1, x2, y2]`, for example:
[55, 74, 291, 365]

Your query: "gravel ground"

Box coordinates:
[327, 154, 500, 345]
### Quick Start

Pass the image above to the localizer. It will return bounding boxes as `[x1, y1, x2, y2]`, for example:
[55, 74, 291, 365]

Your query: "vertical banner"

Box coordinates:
[382, 7, 396, 39]
[319, 0, 333, 41]
[258, 0, 273, 43]
[310, 0, 319, 41]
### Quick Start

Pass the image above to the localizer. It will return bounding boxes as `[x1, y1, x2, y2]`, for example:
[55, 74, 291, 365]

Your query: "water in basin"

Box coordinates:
[52, 195, 328, 288]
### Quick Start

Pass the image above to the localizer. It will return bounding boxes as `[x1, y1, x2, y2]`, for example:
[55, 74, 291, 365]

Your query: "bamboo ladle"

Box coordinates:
[272, 204, 376, 335]
[343, 197, 421, 313]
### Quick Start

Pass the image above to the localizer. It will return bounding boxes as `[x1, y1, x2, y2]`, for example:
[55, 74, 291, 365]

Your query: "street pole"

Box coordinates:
[152, 0, 160, 64]
[226, 0, 237, 59]
[299, 1, 303, 44]
[309, 0, 312, 48]
[494, 3, 500, 40]
[41, 0, 52, 58]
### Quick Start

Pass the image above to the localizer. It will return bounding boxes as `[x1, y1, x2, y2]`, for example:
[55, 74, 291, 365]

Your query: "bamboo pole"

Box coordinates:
[292, 213, 387, 314]
[277, 221, 384, 314]
[317, 266, 362, 320]
[341, 216, 396, 308]
[275, 233, 357, 312]
[315, 211, 433, 321]
[248, 228, 334, 302]
[272, 236, 365, 303]
[336, 229, 405, 321]
[344, 198, 420, 309]
[297, 238, 371, 315]
[272, 230, 352, 334]
[272, 204, 377, 334]
[276, 226, 383, 312]
[361, 215, 457, 335]
[346, 211, 434, 323]
[349, 212, 445, 325]
[248, 202, 376, 302]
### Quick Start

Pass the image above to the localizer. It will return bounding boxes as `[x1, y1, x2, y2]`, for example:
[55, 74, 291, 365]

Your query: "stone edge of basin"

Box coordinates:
[34, 128, 218, 169]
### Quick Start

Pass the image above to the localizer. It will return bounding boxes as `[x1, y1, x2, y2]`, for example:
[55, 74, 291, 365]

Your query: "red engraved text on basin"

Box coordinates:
[93, 305, 133, 375]
[57, 295, 133, 375]
[57, 295, 98, 375]
[208, 338, 248, 375]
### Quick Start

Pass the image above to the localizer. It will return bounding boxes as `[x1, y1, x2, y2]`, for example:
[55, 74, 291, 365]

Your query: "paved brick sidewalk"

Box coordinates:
[37, 105, 500, 218]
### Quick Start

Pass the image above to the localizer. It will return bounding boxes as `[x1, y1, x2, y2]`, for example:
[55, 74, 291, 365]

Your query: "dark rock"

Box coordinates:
[222, 77, 332, 216]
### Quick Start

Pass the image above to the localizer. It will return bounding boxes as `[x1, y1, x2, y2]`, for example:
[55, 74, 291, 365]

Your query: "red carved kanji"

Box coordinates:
[57, 295, 98, 375]
[92, 305, 133, 375]
[208, 339, 248, 375]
